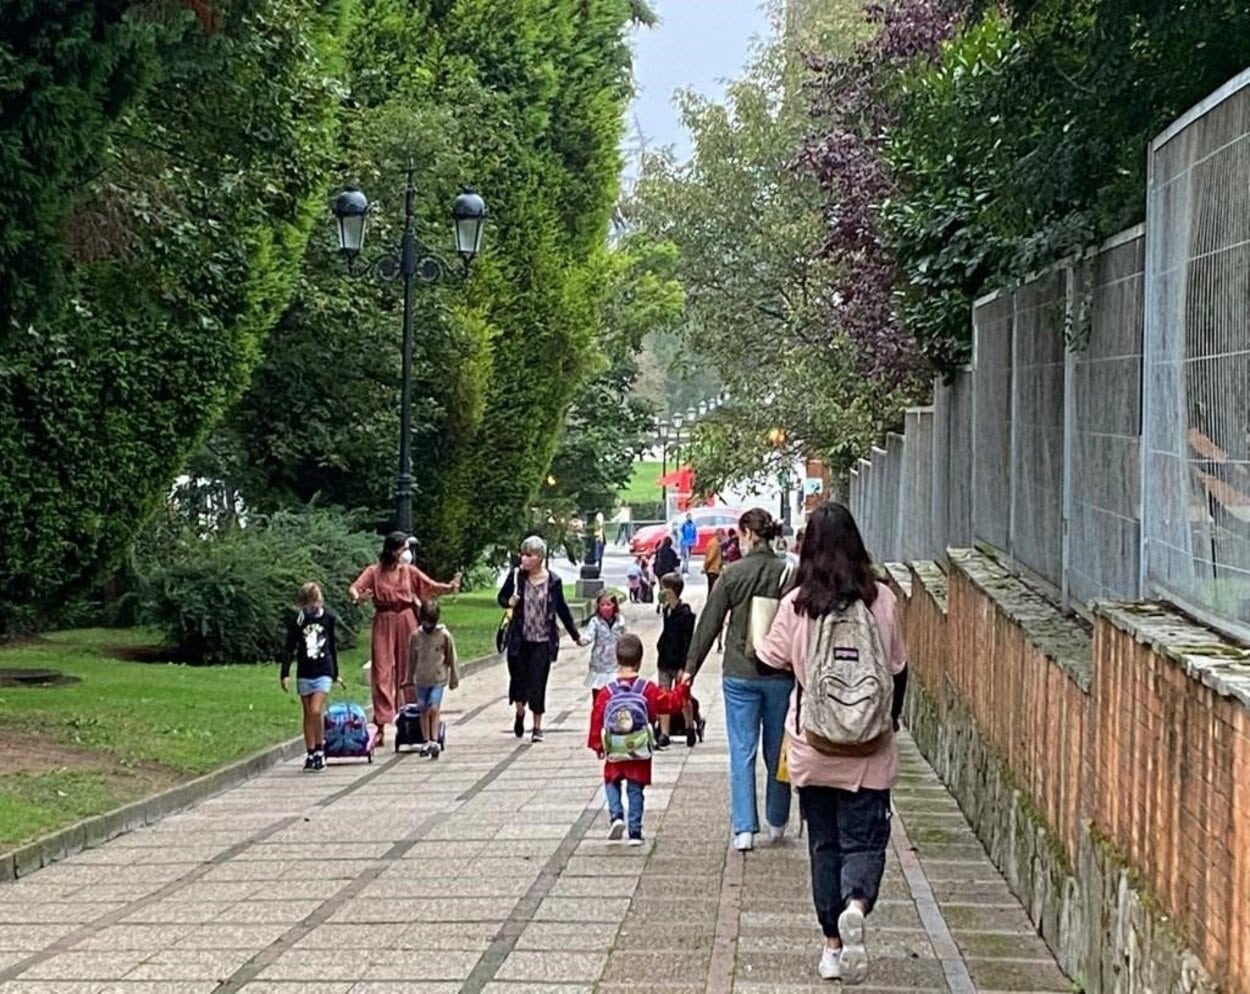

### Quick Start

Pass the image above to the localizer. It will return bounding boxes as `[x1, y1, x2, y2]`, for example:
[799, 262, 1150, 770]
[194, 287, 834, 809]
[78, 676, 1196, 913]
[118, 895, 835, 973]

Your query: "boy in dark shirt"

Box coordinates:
[655, 572, 698, 748]
[281, 583, 344, 771]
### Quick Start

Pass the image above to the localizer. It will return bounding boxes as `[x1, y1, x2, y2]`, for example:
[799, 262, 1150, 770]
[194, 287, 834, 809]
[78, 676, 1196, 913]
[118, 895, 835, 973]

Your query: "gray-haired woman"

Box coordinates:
[498, 536, 587, 743]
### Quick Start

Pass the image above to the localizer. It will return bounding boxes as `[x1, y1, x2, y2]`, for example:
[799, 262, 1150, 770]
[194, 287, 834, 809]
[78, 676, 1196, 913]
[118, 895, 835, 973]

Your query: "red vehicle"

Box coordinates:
[629, 508, 743, 557]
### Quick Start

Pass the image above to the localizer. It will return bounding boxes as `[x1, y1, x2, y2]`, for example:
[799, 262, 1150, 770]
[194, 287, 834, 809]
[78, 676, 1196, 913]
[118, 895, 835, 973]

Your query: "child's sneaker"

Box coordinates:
[302, 753, 315, 772]
[608, 819, 625, 841]
[627, 834, 644, 847]
[428, 742, 441, 760]
[417, 743, 430, 756]
[311, 753, 326, 772]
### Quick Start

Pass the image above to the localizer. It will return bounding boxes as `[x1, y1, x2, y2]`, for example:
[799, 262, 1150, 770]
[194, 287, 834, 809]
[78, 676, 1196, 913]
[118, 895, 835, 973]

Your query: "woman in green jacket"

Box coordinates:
[684, 508, 795, 851]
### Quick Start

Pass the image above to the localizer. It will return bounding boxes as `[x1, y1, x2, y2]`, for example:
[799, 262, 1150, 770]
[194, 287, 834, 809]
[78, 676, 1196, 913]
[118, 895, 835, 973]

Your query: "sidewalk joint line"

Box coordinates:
[457, 805, 599, 994]
[890, 810, 978, 994]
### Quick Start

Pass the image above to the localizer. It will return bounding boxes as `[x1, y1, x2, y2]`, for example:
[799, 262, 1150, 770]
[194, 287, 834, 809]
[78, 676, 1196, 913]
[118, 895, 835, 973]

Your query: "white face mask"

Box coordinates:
[400, 549, 413, 565]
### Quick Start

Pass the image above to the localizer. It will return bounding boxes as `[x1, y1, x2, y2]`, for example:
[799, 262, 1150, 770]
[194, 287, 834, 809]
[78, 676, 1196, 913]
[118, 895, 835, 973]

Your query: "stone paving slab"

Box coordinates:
[0, 596, 1070, 992]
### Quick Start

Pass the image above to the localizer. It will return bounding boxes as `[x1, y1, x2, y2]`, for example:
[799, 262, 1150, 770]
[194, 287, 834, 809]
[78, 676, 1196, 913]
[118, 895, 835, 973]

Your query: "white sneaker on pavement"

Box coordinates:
[837, 905, 868, 984]
[733, 832, 754, 851]
[608, 819, 625, 841]
[818, 946, 842, 980]
[767, 823, 786, 843]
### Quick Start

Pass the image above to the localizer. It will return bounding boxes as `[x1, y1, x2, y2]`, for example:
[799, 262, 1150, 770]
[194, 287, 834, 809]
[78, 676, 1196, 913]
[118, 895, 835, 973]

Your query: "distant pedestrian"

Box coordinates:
[704, 529, 725, 652]
[350, 532, 461, 746]
[722, 527, 742, 564]
[589, 634, 689, 845]
[584, 592, 626, 698]
[593, 511, 606, 565]
[626, 558, 643, 603]
[614, 506, 633, 545]
[653, 537, 680, 612]
[756, 503, 909, 984]
[679, 513, 697, 574]
[404, 599, 459, 759]
[655, 572, 697, 748]
[499, 535, 588, 743]
[281, 582, 345, 772]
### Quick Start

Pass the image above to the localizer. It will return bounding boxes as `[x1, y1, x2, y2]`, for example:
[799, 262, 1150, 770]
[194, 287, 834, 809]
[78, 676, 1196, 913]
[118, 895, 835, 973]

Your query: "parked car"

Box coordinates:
[629, 508, 743, 557]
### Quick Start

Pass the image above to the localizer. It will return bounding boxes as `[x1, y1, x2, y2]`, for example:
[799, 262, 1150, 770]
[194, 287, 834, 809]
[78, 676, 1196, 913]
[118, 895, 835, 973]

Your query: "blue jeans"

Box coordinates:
[604, 777, 645, 838]
[723, 676, 794, 834]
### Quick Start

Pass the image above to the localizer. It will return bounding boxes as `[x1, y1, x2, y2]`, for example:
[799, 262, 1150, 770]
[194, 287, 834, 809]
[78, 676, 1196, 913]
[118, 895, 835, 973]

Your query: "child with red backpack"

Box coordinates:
[588, 633, 689, 845]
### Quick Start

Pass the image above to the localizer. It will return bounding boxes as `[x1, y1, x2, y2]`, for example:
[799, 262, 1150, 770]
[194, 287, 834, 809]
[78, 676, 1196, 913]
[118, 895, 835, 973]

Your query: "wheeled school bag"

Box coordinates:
[394, 702, 447, 753]
[323, 702, 375, 763]
[658, 692, 706, 747]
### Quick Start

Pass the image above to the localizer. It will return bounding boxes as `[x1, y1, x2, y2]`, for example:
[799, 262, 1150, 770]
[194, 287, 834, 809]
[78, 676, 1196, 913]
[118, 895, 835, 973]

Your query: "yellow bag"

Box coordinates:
[776, 734, 791, 784]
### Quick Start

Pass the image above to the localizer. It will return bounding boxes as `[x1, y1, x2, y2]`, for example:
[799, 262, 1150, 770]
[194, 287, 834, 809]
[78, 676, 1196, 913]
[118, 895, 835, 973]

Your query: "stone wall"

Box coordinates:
[895, 550, 1249, 994]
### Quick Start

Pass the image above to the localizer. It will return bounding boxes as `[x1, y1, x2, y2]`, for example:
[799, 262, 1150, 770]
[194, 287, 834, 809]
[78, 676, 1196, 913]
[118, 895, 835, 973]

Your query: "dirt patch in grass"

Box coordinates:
[0, 728, 179, 787]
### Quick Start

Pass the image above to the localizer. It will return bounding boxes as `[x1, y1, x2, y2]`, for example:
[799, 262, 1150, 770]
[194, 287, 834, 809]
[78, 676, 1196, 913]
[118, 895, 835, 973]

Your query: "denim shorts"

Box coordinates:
[296, 676, 333, 697]
[414, 685, 445, 708]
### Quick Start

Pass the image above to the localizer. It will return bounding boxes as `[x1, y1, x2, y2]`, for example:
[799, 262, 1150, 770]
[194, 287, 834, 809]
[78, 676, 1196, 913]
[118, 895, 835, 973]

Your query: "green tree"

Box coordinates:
[200, 0, 646, 576]
[0, 0, 350, 632]
[630, 23, 911, 493]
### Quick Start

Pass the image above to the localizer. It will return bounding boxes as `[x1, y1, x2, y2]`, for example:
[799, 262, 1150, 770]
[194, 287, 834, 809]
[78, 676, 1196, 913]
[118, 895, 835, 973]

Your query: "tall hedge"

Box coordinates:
[0, 0, 351, 632]
[211, 0, 641, 574]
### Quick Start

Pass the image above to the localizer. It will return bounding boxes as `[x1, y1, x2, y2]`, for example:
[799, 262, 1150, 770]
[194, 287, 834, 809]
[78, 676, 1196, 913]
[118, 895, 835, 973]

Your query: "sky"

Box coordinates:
[624, 0, 774, 177]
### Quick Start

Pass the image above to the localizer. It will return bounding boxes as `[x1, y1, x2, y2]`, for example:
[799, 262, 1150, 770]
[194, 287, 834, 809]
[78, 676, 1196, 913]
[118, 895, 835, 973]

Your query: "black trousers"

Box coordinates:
[508, 640, 553, 715]
[798, 785, 892, 939]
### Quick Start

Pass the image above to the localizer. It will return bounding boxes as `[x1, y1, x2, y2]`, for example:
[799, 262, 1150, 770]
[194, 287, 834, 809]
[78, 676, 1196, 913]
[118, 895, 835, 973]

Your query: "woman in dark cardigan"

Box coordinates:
[498, 535, 587, 743]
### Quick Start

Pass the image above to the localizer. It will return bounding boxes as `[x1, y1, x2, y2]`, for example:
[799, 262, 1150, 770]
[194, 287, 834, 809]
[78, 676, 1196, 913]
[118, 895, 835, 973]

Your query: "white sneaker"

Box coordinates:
[766, 823, 786, 843]
[733, 832, 754, 851]
[428, 742, 441, 760]
[818, 946, 842, 980]
[627, 835, 644, 847]
[416, 743, 430, 756]
[837, 905, 868, 984]
[607, 819, 625, 841]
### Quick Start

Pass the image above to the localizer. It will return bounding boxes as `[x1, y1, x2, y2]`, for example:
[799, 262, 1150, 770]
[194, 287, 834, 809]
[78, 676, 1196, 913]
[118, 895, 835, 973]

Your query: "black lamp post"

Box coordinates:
[658, 420, 671, 508]
[331, 168, 487, 534]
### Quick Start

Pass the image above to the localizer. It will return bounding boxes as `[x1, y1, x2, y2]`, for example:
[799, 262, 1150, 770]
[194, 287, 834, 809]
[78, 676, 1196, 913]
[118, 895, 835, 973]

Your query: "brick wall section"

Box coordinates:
[895, 551, 1250, 993]
[1093, 604, 1250, 992]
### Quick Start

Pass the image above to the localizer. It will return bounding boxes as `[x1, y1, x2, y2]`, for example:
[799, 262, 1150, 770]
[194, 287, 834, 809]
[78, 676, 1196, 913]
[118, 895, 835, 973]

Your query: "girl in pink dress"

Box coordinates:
[350, 532, 461, 744]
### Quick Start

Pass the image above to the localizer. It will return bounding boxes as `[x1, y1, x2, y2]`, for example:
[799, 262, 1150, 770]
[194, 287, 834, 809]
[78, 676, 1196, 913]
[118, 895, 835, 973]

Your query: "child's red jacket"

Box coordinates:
[588, 676, 688, 786]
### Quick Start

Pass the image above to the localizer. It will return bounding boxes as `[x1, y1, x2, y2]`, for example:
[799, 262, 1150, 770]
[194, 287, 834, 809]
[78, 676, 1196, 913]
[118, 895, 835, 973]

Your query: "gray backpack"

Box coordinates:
[798, 600, 893, 754]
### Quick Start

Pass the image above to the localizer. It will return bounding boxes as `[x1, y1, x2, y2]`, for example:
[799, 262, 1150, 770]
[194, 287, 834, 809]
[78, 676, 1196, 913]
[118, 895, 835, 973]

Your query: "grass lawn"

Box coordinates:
[619, 460, 665, 506]
[0, 591, 532, 850]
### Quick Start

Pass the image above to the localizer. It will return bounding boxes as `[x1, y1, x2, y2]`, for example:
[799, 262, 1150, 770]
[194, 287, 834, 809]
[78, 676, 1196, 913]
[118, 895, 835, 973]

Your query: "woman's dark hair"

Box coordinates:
[738, 508, 781, 544]
[419, 599, 441, 625]
[793, 503, 878, 618]
[380, 531, 408, 566]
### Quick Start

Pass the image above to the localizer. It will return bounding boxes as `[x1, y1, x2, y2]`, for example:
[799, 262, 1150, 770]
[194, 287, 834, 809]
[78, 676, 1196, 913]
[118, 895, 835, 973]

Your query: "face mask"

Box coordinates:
[400, 549, 413, 565]
[598, 604, 615, 621]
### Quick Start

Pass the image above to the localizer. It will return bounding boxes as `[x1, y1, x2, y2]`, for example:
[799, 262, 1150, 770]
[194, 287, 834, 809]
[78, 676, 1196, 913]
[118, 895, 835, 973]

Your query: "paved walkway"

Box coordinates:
[0, 600, 1069, 993]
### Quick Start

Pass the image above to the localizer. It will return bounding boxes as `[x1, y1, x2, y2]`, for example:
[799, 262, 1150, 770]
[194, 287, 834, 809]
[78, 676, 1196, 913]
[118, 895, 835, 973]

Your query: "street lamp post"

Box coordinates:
[658, 420, 671, 509]
[331, 168, 487, 534]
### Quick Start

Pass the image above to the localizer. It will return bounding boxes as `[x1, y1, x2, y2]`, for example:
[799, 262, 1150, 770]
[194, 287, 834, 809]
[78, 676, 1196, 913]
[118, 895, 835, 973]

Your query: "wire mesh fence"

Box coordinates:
[1142, 71, 1250, 636]
[845, 66, 1250, 631]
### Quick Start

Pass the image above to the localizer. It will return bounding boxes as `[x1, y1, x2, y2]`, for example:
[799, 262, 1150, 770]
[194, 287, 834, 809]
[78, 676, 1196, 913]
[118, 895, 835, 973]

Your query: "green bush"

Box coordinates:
[141, 508, 377, 664]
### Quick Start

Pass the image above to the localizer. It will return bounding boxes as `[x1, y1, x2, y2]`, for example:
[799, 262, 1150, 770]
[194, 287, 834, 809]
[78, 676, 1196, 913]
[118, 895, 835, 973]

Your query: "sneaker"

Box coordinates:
[767, 823, 786, 844]
[655, 733, 671, 750]
[607, 819, 625, 841]
[311, 753, 326, 772]
[531, 729, 545, 744]
[627, 834, 644, 847]
[417, 743, 430, 756]
[428, 742, 441, 760]
[513, 715, 525, 739]
[733, 832, 754, 852]
[685, 725, 697, 748]
[818, 946, 842, 981]
[837, 905, 868, 984]
[302, 754, 315, 772]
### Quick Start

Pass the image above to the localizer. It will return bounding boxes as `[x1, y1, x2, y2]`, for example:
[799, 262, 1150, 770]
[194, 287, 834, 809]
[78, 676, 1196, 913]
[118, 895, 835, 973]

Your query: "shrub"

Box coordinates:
[141, 508, 377, 664]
